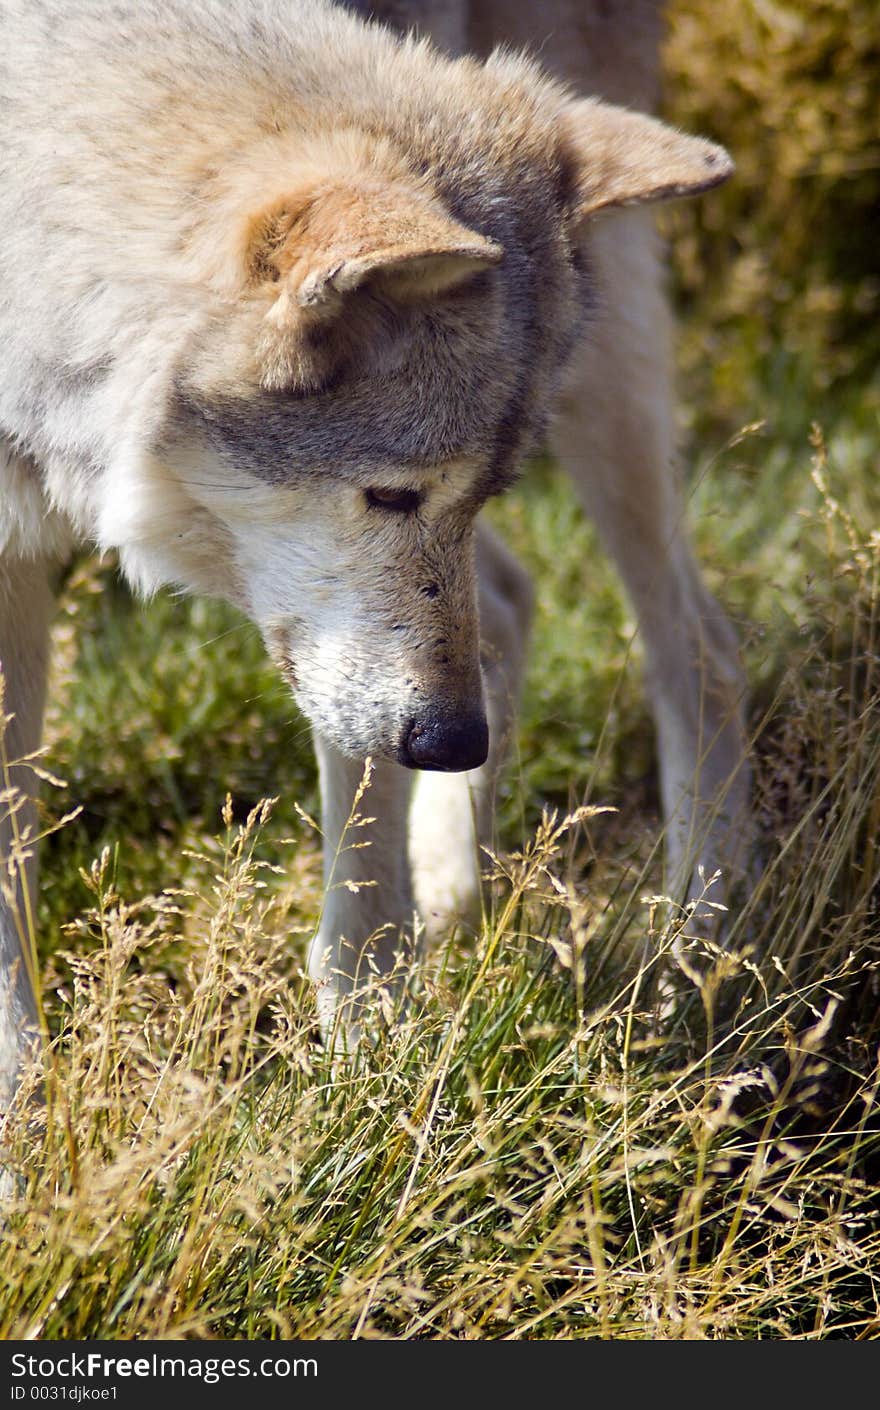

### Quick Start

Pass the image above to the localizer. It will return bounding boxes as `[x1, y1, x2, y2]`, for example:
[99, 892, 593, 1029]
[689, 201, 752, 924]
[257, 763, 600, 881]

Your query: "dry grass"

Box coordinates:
[1, 433, 879, 1339]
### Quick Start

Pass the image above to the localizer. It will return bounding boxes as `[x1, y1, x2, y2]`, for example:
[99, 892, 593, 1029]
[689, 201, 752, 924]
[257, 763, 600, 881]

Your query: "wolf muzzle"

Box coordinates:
[400, 711, 489, 772]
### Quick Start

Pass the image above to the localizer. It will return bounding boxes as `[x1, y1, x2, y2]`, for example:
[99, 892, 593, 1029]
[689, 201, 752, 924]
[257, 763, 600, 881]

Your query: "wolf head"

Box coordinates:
[108, 23, 729, 770]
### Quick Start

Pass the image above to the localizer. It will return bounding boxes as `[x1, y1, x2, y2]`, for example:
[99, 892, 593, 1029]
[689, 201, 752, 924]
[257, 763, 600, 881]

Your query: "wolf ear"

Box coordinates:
[242, 177, 502, 390]
[246, 180, 503, 319]
[561, 98, 733, 223]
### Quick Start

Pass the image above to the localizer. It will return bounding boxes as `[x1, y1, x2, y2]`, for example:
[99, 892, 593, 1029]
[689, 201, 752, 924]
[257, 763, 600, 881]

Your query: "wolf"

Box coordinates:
[0, 0, 750, 1096]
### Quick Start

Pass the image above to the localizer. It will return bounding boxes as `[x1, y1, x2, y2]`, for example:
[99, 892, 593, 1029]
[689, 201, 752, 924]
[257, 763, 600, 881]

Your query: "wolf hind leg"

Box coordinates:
[408, 523, 533, 940]
[551, 209, 752, 907]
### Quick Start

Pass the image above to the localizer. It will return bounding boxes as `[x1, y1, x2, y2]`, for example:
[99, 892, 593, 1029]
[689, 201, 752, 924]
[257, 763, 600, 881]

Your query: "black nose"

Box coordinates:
[400, 712, 489, 772]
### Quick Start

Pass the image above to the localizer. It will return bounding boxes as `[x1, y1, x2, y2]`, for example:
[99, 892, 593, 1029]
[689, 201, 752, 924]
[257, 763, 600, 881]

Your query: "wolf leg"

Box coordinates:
[552, 209, 752, 904]
[0, 555, 53, 1128]
[309, 735, 418, 1042]
[408, 523, 533, 938]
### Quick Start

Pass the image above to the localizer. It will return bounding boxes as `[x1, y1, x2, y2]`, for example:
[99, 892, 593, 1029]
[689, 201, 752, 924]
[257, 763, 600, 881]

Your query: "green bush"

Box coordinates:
[664, 0, 880, 430]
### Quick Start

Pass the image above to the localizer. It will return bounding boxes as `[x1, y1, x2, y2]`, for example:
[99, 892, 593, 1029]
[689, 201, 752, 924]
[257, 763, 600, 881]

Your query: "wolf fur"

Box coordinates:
[0, 0, 750, 1087]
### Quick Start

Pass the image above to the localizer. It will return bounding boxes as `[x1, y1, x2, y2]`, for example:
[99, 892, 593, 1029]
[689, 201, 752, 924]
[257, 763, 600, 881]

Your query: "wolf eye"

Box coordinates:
[365, 487, 423, 514]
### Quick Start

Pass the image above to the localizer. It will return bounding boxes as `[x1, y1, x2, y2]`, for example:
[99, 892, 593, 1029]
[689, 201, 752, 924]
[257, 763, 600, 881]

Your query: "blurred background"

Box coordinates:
[665, 0, 879, 433]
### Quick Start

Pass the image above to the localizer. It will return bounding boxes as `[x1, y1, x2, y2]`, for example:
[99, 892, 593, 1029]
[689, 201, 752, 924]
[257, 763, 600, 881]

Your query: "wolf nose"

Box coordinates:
[401, 713, 489, 772]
